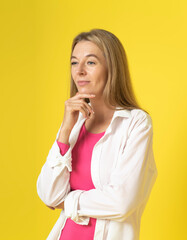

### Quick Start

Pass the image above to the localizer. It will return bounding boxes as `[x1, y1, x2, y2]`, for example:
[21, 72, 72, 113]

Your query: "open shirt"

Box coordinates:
[36, 106, 158, 240]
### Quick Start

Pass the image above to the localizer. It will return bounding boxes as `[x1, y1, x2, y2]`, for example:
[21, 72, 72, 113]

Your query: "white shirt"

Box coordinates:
[36, 105, 158, 240]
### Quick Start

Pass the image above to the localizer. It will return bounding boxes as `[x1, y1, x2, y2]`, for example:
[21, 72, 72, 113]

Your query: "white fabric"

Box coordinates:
[36, 105, 158, 240]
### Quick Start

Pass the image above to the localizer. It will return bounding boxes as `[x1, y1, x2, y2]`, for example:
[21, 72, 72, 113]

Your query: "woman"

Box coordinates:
[37, 29, 158, 240]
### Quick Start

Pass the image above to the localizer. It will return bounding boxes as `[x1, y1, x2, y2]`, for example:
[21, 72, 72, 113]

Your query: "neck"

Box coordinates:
[89, 97, 115, 123]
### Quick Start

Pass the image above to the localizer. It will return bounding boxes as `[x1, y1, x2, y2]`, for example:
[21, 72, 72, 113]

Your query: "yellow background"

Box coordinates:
[1, 0, 186, 239]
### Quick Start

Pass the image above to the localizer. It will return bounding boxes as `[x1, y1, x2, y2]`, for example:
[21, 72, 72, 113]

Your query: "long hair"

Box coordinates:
[70, 28, 148, 114]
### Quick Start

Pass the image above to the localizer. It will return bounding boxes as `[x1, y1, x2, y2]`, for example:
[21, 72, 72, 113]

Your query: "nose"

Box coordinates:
[77, 63, 86, 76]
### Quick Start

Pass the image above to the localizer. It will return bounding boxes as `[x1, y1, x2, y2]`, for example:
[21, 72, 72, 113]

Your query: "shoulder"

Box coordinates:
[124, 108, 153, 133]
[131, 109, 152, 125]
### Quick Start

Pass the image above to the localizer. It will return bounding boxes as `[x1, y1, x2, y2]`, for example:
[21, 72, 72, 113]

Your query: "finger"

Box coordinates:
[72, 104, 91, 119]
[73, 93, 96, 100]
[82, 101, 95, 117]
[73, 100, 94, 118]
[75, 99, 94, 113]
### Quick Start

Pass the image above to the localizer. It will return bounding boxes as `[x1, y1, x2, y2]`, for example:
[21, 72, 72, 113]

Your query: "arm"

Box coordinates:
[64, 114, 158, 224]
[45, 141, 69, 210]
[36, 125, 72, 208]
[37, 93, 95, 209]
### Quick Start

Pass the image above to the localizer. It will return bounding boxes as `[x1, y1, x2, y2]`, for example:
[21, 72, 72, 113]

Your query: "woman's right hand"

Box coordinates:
[61, 92, 96, 133]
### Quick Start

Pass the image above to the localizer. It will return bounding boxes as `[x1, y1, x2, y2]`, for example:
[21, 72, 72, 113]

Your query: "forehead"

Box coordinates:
[72, 41, 103, 58]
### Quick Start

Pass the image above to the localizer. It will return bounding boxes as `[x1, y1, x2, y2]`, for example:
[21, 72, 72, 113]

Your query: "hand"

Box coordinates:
[46, 205, 55, 210]
[46, 201, 64, 210]
[55, 201, 64, 209]
[62, 92, 95, 132]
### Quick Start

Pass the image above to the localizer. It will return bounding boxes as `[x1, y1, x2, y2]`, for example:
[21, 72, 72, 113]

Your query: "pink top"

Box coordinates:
[57, 122, 105, 240]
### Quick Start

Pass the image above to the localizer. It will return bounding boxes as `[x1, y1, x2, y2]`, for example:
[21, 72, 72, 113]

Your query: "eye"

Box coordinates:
[71, 62, 77, 65]
[87, 61, 95, 65]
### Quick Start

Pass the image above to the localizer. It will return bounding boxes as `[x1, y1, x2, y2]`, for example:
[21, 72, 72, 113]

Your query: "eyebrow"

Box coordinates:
[70, 54, 100, 61]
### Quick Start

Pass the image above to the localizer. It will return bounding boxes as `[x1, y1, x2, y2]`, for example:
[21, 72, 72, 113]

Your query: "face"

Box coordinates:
[71, 40, 108, 97]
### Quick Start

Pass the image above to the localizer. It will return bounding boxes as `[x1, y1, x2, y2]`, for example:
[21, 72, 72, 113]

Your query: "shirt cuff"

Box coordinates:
[47, 140, 72, 172]
[64, 190, 90, 225]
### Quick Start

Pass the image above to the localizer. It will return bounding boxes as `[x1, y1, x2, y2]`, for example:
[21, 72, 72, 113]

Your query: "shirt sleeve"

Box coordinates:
[36, 125, 72, 208]
[64, 113, 158, 224]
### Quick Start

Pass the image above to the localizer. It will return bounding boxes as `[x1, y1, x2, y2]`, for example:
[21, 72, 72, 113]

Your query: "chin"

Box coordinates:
[79, 89, 91, 94]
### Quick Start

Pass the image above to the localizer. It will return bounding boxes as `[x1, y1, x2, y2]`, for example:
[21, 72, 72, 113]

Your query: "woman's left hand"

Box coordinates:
[46, 201, 64, 210]
[46, 205, 55, 210]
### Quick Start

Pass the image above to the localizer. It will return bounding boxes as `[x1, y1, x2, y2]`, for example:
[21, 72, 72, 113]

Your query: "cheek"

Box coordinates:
[94, 67, 107, 78]
[71, 70, 74, 77]
[98, 69, 108, 83]
[71, 71, 76, 82]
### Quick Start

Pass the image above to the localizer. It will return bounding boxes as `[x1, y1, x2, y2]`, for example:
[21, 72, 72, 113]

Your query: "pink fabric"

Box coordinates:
[57, 122, 105, 240]
[57, 141, 70, 156]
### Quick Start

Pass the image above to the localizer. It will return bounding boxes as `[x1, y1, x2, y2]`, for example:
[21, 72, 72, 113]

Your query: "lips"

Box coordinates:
[77, 81, 90, 86]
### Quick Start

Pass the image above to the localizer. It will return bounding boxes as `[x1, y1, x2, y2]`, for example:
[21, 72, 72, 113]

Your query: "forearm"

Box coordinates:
[57, 126, 71, 145]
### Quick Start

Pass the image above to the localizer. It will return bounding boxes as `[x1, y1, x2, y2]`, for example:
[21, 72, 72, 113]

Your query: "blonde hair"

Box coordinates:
[70, 29, 148, 114]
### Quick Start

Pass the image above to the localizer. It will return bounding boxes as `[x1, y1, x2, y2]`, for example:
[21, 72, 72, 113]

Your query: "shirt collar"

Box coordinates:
[113, 106, 131, 118]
